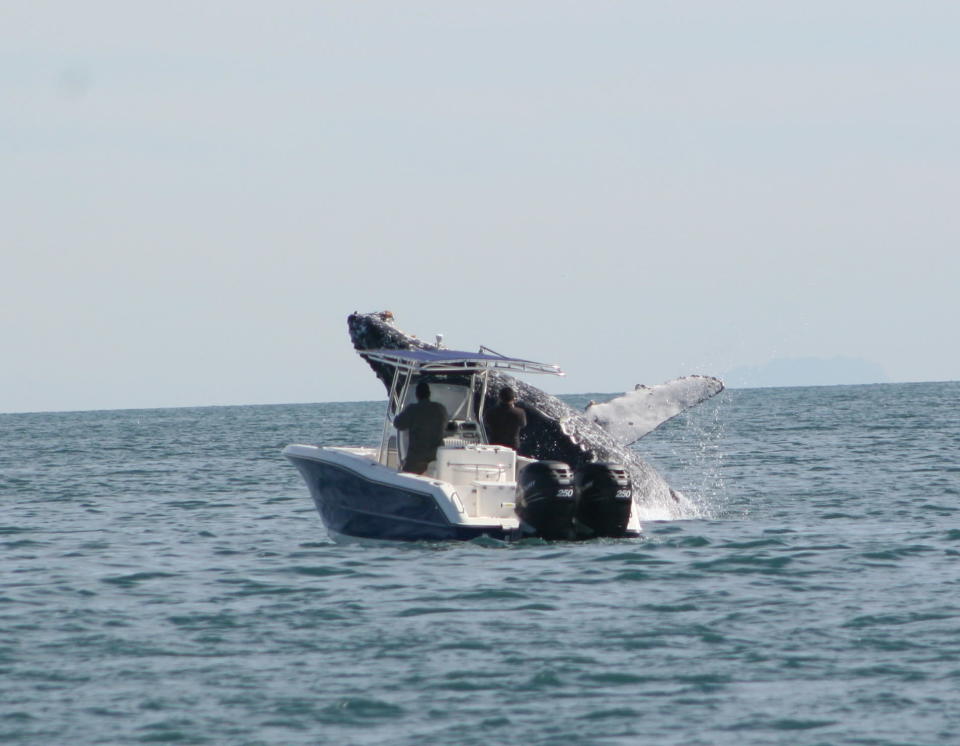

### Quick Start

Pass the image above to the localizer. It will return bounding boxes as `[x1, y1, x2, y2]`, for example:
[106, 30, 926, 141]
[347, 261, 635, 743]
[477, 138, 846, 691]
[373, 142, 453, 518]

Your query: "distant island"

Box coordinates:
[723, 356, 888, 388]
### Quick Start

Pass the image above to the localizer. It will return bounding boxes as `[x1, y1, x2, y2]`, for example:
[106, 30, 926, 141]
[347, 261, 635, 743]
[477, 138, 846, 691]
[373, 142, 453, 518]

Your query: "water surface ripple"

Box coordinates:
[2, 382, 959, 745]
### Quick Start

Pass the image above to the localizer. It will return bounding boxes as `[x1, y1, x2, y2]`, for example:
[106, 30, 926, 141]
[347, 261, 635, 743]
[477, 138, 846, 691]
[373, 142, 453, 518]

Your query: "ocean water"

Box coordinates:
[1, 381, 959, 745]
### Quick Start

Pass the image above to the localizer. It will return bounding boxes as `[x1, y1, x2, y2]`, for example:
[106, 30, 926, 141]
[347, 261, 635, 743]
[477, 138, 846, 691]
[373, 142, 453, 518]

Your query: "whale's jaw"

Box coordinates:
[345, 310, 704, 520]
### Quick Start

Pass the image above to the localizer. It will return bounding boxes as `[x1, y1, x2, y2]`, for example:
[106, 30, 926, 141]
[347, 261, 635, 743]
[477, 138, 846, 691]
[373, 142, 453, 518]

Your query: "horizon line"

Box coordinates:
[2, 378, 957, 417]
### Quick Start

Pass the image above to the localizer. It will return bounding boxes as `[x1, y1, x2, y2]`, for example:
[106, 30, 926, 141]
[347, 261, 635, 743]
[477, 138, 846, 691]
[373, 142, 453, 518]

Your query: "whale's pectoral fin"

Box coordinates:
[584, 375, 725, 445]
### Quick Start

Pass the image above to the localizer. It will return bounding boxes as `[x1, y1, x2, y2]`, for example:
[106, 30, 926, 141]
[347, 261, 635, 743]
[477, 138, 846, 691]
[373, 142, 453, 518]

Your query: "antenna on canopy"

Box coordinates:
[479, 345, 508, 358]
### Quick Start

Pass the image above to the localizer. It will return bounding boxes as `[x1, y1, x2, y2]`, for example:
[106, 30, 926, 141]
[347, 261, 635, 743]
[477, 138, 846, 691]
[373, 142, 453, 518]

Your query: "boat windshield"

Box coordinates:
[399, 381, 473, 421]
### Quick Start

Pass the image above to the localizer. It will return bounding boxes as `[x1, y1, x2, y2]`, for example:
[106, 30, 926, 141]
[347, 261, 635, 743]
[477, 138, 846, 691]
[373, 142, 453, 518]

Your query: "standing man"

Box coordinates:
[484, 386, 527, 451]
[393, 381, 448, 474]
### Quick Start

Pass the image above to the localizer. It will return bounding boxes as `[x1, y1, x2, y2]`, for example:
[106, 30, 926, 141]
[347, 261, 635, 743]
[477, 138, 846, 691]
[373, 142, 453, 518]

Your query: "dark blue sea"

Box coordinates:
[2, 382, 959, 745]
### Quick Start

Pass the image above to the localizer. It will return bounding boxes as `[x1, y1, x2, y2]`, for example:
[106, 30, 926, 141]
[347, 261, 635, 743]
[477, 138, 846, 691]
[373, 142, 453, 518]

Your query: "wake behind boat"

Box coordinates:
[284, 347, 640, 543]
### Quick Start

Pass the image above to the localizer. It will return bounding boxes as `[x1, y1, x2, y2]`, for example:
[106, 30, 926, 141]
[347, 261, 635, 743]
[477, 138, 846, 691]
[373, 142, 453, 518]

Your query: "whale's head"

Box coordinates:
[347, 310, 433, 354]
[347, 310, 438, 389]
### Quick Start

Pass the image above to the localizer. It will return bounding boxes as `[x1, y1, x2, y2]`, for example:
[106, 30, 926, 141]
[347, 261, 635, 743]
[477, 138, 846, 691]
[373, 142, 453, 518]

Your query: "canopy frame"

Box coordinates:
[364, 347, 563, 468]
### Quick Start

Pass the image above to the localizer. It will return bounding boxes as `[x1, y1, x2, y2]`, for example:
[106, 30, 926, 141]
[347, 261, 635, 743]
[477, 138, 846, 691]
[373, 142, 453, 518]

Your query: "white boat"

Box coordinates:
[283, 348, 640, 543]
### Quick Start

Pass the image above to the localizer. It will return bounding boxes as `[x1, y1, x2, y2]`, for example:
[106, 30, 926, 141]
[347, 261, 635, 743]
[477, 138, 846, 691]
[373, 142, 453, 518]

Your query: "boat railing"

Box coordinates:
[446, 462, 512, 479]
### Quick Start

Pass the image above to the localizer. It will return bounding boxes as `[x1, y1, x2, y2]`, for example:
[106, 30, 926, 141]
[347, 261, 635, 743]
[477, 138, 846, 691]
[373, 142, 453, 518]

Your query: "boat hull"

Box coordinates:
[284, 446, 517, 543]
[284, 444, 642, 544]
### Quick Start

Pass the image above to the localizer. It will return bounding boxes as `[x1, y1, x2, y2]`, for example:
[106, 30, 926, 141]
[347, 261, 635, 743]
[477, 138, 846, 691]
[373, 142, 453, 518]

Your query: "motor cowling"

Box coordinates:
[574, 462, 633, 538]
[515, 460, 577, 540]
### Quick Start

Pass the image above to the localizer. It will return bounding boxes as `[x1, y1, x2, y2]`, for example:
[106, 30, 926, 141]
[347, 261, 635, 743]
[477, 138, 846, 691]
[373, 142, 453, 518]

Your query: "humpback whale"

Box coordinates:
[347, 311, 724, 520]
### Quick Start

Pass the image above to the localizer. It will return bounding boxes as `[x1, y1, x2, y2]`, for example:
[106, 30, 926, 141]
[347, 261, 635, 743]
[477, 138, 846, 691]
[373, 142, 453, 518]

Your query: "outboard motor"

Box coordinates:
[574, 462, 633, 538]
[515, 461, 577, 540]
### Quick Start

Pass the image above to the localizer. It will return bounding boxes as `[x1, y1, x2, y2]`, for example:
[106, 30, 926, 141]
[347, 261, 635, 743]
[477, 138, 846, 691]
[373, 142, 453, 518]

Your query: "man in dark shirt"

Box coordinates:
[393, 381, 448, 474]
[484, 386, 527, 450]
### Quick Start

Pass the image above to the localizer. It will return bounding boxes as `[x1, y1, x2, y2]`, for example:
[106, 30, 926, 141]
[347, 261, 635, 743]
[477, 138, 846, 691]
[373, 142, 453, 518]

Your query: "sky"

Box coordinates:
[3, 1, 959, 413]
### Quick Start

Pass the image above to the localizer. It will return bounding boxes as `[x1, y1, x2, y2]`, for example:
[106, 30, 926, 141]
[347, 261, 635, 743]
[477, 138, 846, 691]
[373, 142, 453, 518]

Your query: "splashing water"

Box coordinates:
[629, 389, 729, 521]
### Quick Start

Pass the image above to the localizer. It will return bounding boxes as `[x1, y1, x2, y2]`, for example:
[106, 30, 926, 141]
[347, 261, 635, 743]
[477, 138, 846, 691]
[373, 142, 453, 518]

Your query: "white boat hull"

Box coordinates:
[284, 444, 642, 543]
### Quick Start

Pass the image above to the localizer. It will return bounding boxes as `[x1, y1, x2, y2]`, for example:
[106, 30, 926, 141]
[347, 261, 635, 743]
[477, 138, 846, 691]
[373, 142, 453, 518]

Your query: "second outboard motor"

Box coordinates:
[515, 461, 577, 540]
[574, 462, 633, 538]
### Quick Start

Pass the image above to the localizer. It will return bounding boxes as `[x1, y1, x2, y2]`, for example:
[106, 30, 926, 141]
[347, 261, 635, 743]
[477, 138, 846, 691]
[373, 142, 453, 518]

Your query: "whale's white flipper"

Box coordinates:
[585, 376, 724, 445]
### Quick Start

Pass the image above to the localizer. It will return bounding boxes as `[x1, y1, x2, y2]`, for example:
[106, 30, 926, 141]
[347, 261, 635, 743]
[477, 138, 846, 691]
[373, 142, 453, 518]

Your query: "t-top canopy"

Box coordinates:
[359, 348, 564, 376]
